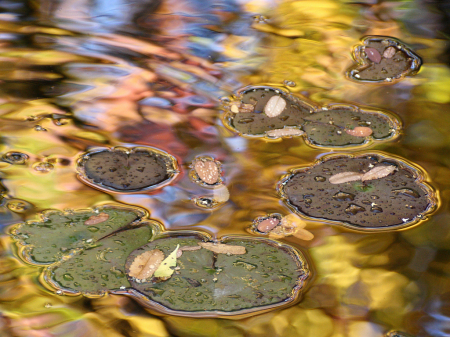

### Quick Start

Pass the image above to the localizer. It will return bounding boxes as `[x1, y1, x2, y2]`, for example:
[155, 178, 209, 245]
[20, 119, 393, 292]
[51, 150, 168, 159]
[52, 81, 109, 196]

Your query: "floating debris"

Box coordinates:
[344, 126, 373, 137]
[347, 36, 422, 83]
[266, 128, 305, 139]
[254, 214, 313, 241]
[128, 249, 164, 280]
[229, 101, 254, 113]
[279, 154, 436, 230]
[190, 156, 222, 187]
[154, 245, 179, 279]
[2, 151, 29, 165]
[256, 217, 280, 233]
[84, 212, 110, 225]
[125, 232, 309, 316]
[77, 146, 179, 192]
[264, 95, 287, 117]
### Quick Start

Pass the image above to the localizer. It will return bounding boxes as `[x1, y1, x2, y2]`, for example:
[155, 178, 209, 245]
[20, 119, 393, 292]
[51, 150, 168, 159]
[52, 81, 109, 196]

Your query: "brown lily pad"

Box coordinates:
[77, 146, 179, 192]
[346, 36, 422, 83]
[278, 153, 437, 231]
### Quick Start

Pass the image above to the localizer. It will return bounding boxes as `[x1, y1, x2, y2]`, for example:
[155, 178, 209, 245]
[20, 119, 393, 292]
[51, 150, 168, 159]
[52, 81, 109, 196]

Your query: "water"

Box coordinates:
[0, 0, 449, 336]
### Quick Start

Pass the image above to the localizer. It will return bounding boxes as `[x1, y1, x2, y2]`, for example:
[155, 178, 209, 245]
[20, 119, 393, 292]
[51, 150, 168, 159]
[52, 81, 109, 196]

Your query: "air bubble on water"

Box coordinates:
[283, 80, 296, 87]
[2, 152, 29, 164]
[6, 200, 32, 213]
[33, 162, 54, 173]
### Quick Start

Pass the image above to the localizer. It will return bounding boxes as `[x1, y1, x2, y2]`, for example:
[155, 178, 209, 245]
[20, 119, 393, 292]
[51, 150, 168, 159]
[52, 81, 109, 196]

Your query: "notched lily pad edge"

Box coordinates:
[121, 230, 310, 319]
[221, 85, 401, 149]
[346, 35, 422, 84]
[76, 145, 181, 194]
[277, 151, 439, 232]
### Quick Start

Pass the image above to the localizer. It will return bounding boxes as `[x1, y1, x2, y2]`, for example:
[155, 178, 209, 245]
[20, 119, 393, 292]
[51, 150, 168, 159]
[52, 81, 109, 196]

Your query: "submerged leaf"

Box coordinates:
[128, 249, 164, 280]
[329, 171, 363, 184]
[84, 212, 109, 225]
[361, 165, 396, 182]
[154, 245, 179, 278]
[198, 242, 246, 255]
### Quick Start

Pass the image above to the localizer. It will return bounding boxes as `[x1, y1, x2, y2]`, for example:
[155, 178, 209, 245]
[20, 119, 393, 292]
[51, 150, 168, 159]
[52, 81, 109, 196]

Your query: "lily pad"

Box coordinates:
[346, 36, 422, 83]
[125, 231, 309, 317]
[302, 105, 399, 147]
[222, 86, 400, 148]
[11, 206, 144, 264]
[10, 205, 161, 295]
[77, 146, 179, 192]
[278, 153, 437, 230]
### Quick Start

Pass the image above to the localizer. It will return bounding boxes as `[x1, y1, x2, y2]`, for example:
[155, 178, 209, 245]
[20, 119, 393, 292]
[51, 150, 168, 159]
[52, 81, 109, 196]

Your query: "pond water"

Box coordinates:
[0, 0, 450, 336]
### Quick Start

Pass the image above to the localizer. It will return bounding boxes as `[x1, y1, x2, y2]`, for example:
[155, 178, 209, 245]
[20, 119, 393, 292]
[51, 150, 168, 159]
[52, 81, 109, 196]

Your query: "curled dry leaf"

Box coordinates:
[84, 212, 110, 225]
[344, 126, 373, 137]
[266, 128, 305, 138]
[365, 47, 381, 64]
[128, 249, 164, 280]
[383, 46, 397, 59]
[198, 242, 246, 255]
[213, 185, 230, 203]
[194, 160, 220, 185]
[257, 217, 279, 233]
[361, 165, 396, 182]
[264, 95, 286, 118]
[329, 172, 363, 184]
[154, 245, 180, 279]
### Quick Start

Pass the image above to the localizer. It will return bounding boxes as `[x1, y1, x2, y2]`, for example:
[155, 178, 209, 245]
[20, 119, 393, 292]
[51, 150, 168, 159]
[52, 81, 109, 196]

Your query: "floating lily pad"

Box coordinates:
[346, 36, 422, 83]
[223, 86, 400, 148]
[125, 231, 309, 317]
[77, 146, 179, 192]
[223, 86, 315, 137]
[279, 153, 437, 230]
[11, 206, 144, 264]
[10, 205, 161, 295]
[302, 105, 399, 147]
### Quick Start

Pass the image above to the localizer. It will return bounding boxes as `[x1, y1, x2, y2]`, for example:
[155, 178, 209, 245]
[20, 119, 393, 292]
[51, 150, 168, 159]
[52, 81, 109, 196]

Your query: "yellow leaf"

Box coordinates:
[154, 245, 179, 278]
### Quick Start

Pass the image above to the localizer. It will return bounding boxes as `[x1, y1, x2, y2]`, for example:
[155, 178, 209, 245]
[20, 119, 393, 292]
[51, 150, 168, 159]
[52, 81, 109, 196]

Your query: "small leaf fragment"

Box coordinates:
[329, 172, 363, 184]
[128, 249, 164, 280]
[180, 246, 201, 251]
[198, 242, 246, 255]
[365, 47, 381, 64]
[257, 218, 279, 233]
[383, 46, 396, 59]
[194, 160, 220, 185]
[266, 128, 304, 138]
[344, 126, 373, 137]
[361, 165, 396, 182]
[84, 212, 109, 225]
[154, 245, 179, 278]
[264, 96, 286, 117]
[230, 102, 254, 113]
[293, 228, 314, 241]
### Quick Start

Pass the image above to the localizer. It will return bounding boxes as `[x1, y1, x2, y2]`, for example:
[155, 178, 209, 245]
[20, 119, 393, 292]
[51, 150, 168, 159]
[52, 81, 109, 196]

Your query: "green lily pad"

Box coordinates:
[11, 206, 144, 264]
[346, 36, 422, 83]
[47, 225, 152, 295]
[222, 86, 400, 148]
[77, 146, 179, 193]
[279, 153, 437, 231]
[125, 232, 309, 316]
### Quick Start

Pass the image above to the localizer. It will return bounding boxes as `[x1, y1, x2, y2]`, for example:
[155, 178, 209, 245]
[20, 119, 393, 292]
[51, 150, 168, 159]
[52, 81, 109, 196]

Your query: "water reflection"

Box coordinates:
[0, 0, 450, 336]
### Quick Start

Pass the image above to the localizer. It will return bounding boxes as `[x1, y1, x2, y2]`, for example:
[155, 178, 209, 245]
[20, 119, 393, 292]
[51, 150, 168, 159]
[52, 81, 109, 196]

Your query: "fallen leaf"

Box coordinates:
[264, 95, 286, 117]
[194, 160, 220, 185]
[344, 126, 373, 137]
[329, 172, 363, 184]
[154, 245, 179, 278]
[383, 46, 396, 59]
[84, 212, 109, 225]
[266, 128, 304, 138]
[365, 47, 381, 63]
[257, 217, 279, 233]
[198, 242, 246, 255]
[293, 229, 314, 241]
[361, 165, 396, 182]
[230, 102, 254, 113]
[128, 249, 164, 280]
[180, 246, 202, 251]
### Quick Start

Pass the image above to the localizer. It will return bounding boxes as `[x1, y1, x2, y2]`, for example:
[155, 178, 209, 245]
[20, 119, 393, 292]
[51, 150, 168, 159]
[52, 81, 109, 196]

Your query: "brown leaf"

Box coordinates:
[180, 246, 202, 251]
[383, 46, 396, 59]
[344, 126, 373, 137]
[293, 228, 314, 241]
[361, 165, 396, 182]
[198, 242, 246, 255]
[84, 212, 109, 225]
[266, 128, 304, 138]
[329, 172, 362, 184]
[194, 160, 219, 184]
[257, 217, 280, 233]
[128, 249, 164, 280]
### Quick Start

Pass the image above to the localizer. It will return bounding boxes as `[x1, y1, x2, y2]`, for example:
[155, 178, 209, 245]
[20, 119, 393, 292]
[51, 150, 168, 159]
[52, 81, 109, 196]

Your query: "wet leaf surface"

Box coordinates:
[126, 233, 308, 314]
[78, 147, 178, 192]
[347, 36, 422, 83]
[280, 154, 436, 229]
